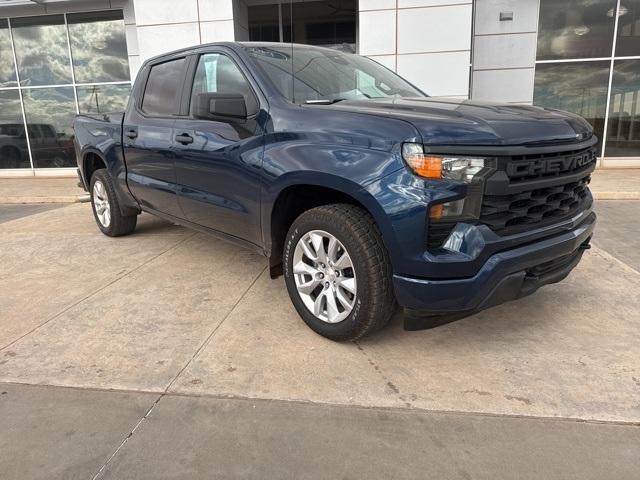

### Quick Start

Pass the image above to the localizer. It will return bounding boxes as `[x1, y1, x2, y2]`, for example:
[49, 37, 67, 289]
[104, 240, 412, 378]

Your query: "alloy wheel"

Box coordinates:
[292, 230, 357, 323]
[93, 180, 111, 228]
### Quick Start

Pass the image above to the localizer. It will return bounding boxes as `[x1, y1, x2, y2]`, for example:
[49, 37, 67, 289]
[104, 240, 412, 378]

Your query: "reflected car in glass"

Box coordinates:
[0, 123, 73, 168]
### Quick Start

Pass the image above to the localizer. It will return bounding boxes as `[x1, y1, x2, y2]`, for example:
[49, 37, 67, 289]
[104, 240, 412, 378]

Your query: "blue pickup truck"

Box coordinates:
[73, 42, 596, 341]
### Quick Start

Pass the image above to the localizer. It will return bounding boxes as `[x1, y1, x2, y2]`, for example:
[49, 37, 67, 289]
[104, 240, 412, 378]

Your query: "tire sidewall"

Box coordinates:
[283, 213, 371, 340]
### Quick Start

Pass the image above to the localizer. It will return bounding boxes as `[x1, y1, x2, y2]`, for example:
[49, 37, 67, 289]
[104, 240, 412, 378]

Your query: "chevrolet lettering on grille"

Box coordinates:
[507, 150, 596, 177]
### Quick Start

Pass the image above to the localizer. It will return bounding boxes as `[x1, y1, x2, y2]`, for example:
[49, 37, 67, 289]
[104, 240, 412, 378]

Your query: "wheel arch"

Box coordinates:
[82, 150, 107, 188]
[82, 148, 140, 216]
[264, 173, 396, 278]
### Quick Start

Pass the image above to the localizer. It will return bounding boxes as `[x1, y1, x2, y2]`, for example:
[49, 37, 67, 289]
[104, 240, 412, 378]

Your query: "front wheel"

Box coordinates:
[90, 169, 137, 237]
[283, 204, 396, 341]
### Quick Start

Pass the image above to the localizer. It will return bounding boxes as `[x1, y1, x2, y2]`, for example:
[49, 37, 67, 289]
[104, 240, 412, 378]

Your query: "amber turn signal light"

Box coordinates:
[404, 154, 443, 179]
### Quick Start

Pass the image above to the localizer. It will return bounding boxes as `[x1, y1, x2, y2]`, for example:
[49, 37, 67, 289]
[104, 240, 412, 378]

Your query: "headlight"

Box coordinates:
[402, 143, 492, 184]
[442, 158, 487, 183]
[402, 143, 496, 221]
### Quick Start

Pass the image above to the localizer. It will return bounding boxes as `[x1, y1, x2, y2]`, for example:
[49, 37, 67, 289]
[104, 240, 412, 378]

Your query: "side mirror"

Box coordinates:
[193, 92, 247, 120]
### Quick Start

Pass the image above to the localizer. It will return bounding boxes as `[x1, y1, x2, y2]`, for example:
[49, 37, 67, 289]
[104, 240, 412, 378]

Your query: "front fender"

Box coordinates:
[364, 169, 465, 275]
[259, 135, 409, 259]
[262, 168, 404, 263]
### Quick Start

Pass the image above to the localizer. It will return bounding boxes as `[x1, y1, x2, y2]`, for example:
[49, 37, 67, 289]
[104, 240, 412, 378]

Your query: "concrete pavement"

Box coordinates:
[588, 168, 640, 199]
[0, 203, 63, 224]
[0, 177, 87, 203]
[2, 384, 639, 480]
[594, 201, 640, 271]
[0, 384, 155, 480]
[0, 201, 639, 478]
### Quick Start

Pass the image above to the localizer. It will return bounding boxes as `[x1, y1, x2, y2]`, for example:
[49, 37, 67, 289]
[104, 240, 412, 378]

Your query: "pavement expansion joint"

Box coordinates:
[89, 393, 165, 480]
[163, 266, 268, 393]
[355, 341, 416, 409]
[3, 381, 640, 428]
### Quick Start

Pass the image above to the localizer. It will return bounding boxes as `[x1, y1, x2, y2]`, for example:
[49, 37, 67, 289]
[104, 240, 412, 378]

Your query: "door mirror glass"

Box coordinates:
[193, 92, 247, 119]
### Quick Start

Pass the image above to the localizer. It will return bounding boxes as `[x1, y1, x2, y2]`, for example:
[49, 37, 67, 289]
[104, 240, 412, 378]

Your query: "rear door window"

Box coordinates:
[141, 57, 187, 116]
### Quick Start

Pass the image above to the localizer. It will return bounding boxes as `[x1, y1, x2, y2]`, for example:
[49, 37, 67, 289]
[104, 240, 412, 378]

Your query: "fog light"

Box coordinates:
[429, 199, 465, 220]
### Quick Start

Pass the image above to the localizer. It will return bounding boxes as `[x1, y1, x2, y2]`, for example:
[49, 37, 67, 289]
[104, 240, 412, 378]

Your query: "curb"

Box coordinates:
[593, 192, 640, 200]
[0, 194, 91, 204]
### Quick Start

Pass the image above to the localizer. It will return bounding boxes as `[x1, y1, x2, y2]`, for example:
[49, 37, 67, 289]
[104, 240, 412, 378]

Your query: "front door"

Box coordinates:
[173, 51, 266, 246]
[123, 56, 188, 217]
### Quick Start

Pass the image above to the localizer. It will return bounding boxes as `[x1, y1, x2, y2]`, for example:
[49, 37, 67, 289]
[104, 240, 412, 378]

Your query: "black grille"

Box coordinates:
[481, 175, 592, 235]
[426, 145, 597, 250]
[504, 147, 596, 182]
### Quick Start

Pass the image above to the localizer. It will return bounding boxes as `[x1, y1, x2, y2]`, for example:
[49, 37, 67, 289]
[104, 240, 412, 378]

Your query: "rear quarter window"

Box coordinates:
[141, 57, 187, 116]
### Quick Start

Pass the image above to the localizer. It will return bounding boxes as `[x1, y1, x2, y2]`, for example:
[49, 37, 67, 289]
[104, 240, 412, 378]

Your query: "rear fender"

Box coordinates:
[80, 147, 140, 216]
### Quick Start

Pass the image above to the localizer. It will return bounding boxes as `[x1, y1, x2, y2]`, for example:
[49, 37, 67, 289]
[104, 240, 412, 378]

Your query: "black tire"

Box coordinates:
[90, 169, 137, 237]
[283, 204, 396, 341]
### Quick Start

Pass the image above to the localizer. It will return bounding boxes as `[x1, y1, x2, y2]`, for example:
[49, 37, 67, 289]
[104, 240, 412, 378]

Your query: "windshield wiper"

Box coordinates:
[305, 98, 347, 105]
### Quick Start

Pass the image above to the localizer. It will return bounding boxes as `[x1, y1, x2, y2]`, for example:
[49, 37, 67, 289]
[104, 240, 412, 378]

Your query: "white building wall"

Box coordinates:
[132, 0, 238, 69]
[471, 0, 540, 104]
[133, 0, 199, 63]
[359, 0, 473, 98]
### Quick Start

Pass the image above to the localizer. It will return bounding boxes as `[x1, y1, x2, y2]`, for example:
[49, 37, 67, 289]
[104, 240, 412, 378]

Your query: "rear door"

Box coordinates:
[173, 49, 267, 246]
[123, 55, 188, 217]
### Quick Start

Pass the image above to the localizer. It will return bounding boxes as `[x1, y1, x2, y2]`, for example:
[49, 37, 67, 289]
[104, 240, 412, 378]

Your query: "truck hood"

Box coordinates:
[329, 97, 593, 146]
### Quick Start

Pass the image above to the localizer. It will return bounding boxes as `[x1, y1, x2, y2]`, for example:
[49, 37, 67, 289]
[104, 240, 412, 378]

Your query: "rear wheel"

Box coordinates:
[90, 169, 137, 237]
[283, 204, 396, 341]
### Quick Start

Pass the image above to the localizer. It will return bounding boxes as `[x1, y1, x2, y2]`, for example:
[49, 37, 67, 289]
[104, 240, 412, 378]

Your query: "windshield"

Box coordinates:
[244, 45, 426, 104]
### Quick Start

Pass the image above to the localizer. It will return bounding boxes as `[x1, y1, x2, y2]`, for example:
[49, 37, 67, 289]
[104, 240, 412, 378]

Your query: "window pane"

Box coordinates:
[141, 58, 186, 116]
[68, 10, 130, 84]
[615, 0, 640, 56]
[77, 84, 131, 114]
[605, 59, 640, 156]
[11, 15, 72, 86]
[534, 61, 610, 155]
[246, 45, 424, 103]
[190, 54, 258, 116]
[0, 90, 29, 169]
[537, 0, 616, 60]
[22, 87, 76, 168]
[0, 19, 17, 87]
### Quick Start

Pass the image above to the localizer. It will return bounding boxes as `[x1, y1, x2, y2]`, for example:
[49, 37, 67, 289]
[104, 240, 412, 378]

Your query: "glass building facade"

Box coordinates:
[534, 0, 640, 158]
[0, 10, 130, 171]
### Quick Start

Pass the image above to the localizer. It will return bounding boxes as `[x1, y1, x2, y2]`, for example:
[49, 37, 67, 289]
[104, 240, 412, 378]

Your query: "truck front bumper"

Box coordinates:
[393, 212, 596, 329]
